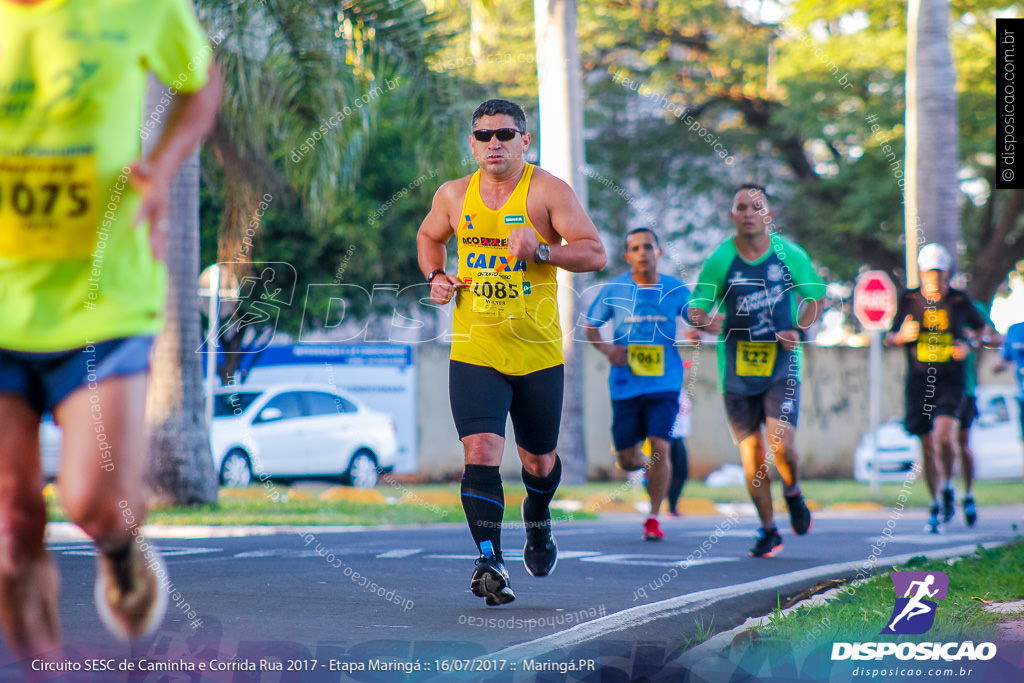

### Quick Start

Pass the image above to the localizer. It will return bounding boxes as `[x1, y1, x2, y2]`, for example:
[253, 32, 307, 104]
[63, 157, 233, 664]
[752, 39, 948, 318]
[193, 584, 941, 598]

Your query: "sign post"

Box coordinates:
[198, 265, 239, 426]
[854, 271, 898, 493]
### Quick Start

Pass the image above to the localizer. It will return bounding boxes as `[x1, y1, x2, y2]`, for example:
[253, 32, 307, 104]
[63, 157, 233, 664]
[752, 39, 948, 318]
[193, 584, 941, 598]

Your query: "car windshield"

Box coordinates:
[213, 392, 263, 417]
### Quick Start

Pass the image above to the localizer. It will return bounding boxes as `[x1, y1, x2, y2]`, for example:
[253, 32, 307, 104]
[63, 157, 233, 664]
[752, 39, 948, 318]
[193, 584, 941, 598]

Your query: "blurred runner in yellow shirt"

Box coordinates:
[0, 0, 220, 658]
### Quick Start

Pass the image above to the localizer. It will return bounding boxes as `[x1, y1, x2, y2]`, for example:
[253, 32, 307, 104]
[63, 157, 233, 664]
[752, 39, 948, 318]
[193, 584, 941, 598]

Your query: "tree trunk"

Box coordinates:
[969, 188, 1024, 304]
[144, 77, 219, 506]
[535, 0, 588, 484]
[905, 0, 960, 287]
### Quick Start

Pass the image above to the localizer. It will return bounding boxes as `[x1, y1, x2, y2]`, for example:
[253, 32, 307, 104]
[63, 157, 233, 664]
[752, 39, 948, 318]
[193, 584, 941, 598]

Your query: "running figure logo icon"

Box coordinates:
[881, 571, 949, 635]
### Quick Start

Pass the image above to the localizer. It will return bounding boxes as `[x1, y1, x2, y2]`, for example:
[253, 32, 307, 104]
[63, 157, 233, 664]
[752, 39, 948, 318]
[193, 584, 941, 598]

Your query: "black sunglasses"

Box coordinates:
[472, 128, 524, 142]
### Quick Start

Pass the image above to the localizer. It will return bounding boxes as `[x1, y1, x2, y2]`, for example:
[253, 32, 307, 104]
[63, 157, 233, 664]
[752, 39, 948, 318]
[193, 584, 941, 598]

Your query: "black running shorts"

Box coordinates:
[904, 372, 963, 436]
[959, 393, 979, 430]
[723, 380, 800, 444]
[448, 360, 564, 455]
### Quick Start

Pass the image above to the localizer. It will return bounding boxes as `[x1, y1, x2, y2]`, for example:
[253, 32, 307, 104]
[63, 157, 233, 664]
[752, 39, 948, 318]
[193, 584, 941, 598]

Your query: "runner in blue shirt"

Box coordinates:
[995, 320, 1024, 445]
[584, 227, 691, 541]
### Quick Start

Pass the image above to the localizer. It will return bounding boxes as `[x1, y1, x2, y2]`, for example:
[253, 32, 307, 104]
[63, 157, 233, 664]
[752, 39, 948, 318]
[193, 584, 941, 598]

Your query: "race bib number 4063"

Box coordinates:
[0, 154, 98, 260]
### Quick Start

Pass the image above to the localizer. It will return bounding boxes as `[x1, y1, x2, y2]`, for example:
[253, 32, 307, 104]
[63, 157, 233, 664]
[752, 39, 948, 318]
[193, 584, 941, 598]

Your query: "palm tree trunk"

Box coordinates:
[535, 0, 588, 484]
[143, 77, 219, 506]
[905, 0, 960, 287]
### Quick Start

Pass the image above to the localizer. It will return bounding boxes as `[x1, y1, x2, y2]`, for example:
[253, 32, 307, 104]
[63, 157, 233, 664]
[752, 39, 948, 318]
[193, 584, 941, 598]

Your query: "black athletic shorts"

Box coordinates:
[723, 380, 800, 444]
[448, 360, 564, 455]
[903, 372, 963, 436]
[959, 393, 979, 430]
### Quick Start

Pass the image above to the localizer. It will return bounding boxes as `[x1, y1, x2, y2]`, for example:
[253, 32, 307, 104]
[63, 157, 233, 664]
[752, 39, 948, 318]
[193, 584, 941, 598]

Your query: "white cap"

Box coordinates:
[917, 243, 952, 272]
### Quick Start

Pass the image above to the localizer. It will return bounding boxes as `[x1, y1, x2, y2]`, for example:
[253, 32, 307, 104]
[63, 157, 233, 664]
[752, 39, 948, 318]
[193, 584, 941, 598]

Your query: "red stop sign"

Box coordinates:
[854, 271, 898, 330]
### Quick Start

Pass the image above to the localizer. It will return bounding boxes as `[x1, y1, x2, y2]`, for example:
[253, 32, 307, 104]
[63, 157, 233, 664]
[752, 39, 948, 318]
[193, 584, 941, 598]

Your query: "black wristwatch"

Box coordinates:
[534, 243, 551, 264]
[426, 268, 446, 284]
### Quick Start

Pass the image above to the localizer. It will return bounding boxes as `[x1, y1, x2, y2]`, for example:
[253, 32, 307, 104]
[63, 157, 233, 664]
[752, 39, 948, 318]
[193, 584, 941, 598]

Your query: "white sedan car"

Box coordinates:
[211, 384, 398, 488]
[41, 385, 399, 489]
[854, 385, 1023, 482]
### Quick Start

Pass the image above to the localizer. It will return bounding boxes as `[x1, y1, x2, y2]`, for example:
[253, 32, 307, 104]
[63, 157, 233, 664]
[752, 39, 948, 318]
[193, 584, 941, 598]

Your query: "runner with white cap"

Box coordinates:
[885, 244, 986, 533]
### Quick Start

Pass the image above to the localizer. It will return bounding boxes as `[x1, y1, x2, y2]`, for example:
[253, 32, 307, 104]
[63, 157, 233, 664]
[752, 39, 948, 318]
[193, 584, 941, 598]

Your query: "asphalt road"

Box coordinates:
[2, 506, 1021, 681]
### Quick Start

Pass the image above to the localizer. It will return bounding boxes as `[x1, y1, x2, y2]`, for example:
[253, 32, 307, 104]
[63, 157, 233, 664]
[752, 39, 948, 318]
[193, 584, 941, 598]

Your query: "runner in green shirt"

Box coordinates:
[688, 184, 825, 557]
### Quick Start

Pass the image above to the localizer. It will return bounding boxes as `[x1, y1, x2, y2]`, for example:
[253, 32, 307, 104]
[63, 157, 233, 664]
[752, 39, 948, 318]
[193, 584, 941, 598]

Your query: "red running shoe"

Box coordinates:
[643, 516, 664, 541]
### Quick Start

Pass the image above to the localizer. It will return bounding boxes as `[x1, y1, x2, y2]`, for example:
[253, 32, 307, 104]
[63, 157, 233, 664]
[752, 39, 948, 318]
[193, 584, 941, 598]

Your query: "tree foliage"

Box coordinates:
[199, 0, 1023, 344]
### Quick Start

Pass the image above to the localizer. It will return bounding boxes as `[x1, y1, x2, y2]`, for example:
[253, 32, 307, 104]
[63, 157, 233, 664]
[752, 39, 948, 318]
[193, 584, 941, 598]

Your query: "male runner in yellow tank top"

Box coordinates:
[417, 99, 606, 605]
[0, 0, 220, 658]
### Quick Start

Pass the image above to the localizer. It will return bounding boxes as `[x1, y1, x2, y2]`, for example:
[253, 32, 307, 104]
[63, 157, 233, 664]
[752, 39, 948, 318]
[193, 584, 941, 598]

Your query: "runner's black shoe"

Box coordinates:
[750, 527, 783, 557]
[784, 492, 812, 535]
[521, 499, 557, 577]
[925, 504, 941, 534]
[941, 487, 955, 523]
[963, 495, 977, 527]
[471, 556, 515, 606]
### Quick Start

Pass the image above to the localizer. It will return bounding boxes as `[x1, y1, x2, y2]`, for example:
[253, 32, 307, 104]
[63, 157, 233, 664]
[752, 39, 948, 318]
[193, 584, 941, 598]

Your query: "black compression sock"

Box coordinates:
[522, 455, 561, 522]
[461, 465, 504, 559]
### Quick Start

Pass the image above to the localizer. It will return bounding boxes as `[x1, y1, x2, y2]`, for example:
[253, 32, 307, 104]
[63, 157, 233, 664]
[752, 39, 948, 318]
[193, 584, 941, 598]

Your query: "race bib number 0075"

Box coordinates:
[0, 154, 98, 260]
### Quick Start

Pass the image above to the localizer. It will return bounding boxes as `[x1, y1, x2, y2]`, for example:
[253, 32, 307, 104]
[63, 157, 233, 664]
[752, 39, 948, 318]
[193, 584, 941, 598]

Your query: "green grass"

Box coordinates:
[560, 479, 1024, 507]
[41, 479, 1023, 527]
[681, 615, 717, 650]
[43, 484, 590, 527]
[745, 539, 1024, 652]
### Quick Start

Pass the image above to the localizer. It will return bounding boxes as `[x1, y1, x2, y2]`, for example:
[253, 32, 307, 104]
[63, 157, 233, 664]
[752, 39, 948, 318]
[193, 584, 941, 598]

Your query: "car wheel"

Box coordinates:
[345, 450, 378, 489]
[220, 449, 253, 488]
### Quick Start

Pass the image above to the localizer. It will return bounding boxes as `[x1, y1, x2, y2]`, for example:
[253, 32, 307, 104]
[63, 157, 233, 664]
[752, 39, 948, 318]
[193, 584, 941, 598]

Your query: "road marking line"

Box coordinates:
[377, 549, 422, 558]
[580, 554, 737, 568]
[424, 550, 601, 561]
[58, 547, 222, 558]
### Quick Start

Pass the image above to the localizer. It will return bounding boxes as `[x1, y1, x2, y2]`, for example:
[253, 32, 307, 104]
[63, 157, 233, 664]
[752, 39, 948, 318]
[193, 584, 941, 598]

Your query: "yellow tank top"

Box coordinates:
[451, 164, 562, 374]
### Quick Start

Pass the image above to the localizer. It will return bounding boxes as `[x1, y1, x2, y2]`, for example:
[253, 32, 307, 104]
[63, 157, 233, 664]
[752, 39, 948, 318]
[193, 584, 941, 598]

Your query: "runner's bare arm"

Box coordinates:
[776, 296, 826, 349]
[688, 308, 725, 335]
[516, 172, 606, 273]
[417, 182, 463, 304]
[583, 324, 628, 367]
[132, 62, 222, 230]
[885, 315, 919, 346]
[797, 296, 825, 331]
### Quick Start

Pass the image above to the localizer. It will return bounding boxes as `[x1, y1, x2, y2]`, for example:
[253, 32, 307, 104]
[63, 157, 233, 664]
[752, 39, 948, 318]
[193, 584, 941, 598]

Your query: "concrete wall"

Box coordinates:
[415, 343, 1012, 481]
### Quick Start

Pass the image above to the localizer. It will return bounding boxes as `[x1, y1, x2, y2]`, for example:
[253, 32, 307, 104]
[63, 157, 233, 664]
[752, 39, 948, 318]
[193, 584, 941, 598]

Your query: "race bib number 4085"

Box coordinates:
[469, 270, 525, 318]
[0, 154, 98, 260]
